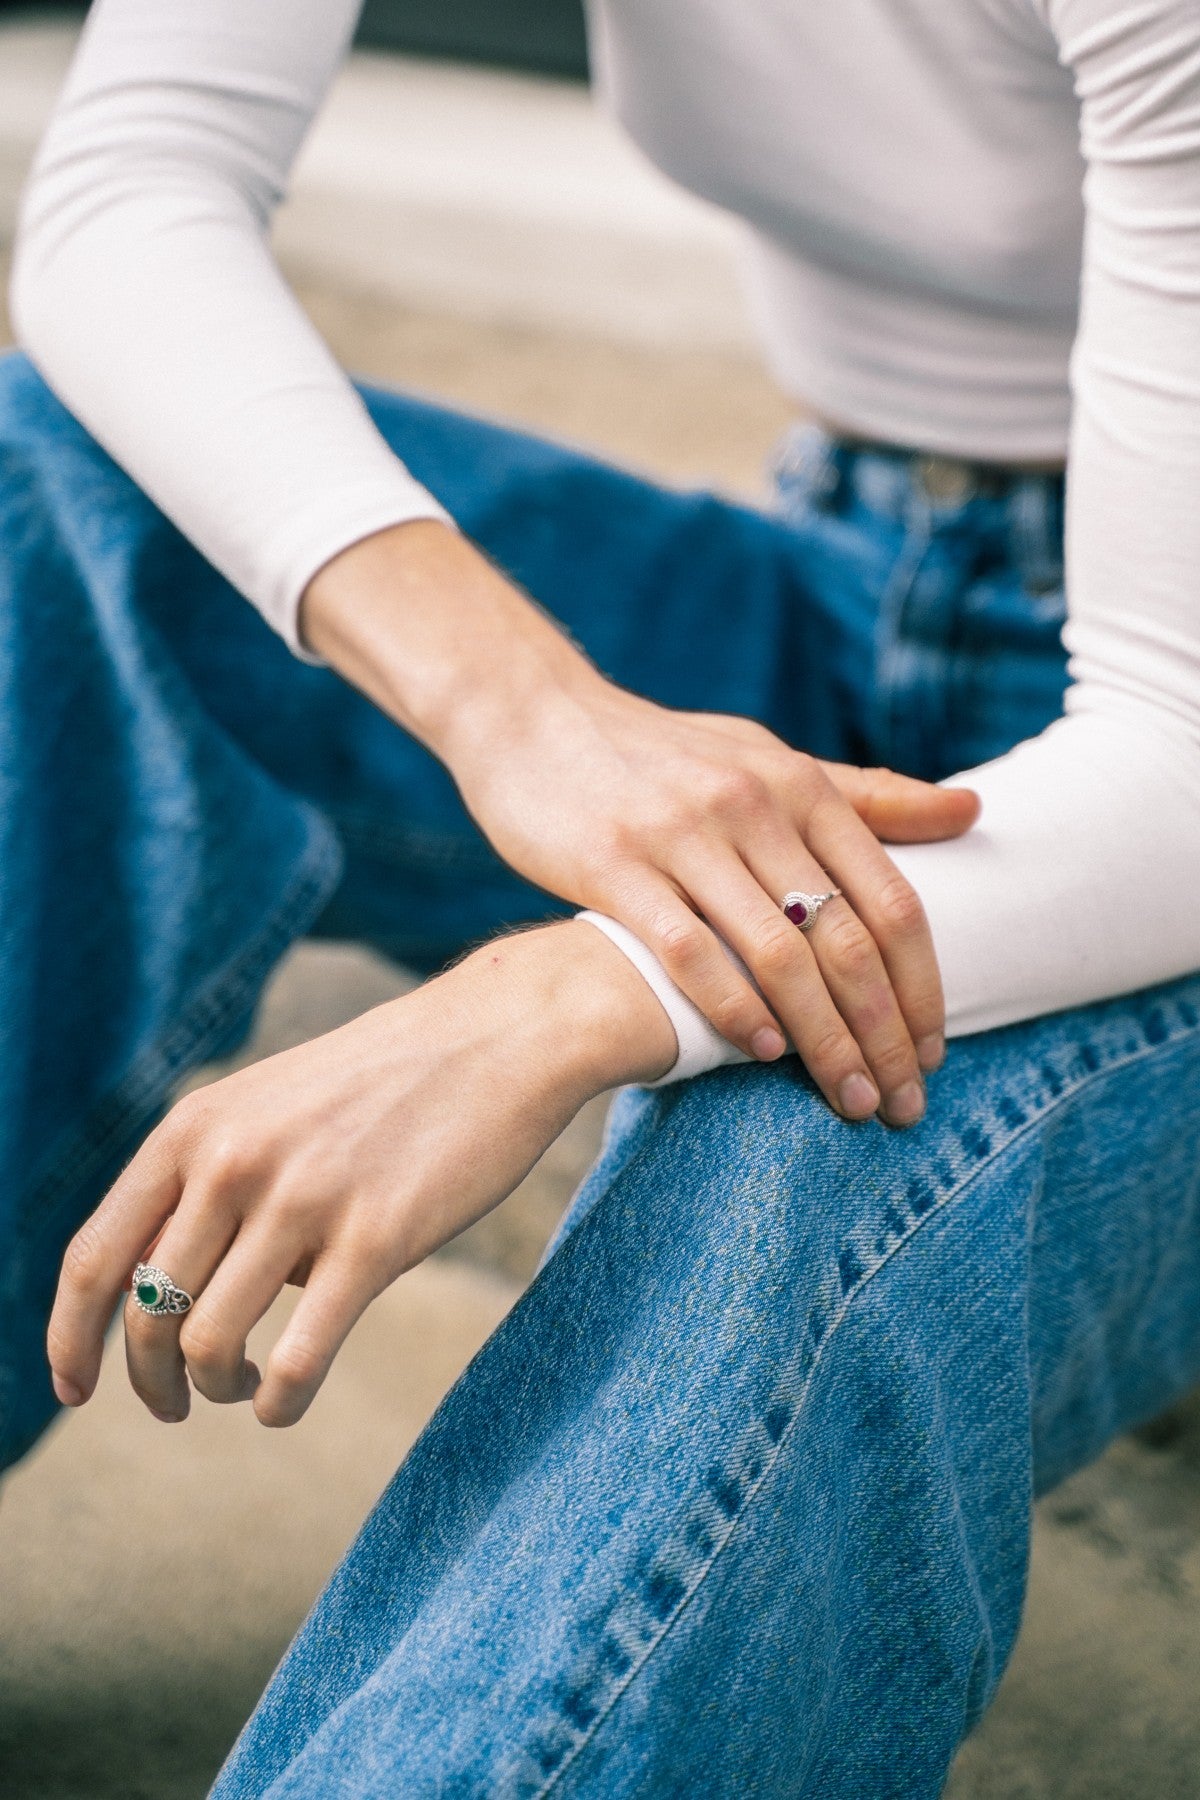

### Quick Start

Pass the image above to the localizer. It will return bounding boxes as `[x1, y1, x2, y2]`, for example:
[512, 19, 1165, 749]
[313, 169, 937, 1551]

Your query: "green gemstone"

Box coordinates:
[136, 1280, 162, 1309]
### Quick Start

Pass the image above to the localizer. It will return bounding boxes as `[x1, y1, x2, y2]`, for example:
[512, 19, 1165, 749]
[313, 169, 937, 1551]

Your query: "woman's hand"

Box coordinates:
[47, 923, 677, 1429]
[305, 522, 979, 1126]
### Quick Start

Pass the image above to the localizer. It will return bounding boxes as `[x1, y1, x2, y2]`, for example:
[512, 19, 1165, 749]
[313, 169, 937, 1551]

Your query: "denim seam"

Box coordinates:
[525, 1012, 1200, 1798]
[872, 511, 933, 766]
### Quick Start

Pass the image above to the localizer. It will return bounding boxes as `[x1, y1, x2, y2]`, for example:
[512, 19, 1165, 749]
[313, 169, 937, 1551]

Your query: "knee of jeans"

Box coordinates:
[590, 1061, 987, 1320]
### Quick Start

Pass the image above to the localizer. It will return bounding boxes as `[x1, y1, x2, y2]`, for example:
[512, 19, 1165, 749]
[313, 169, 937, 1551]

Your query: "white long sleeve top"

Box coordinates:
[11, 0, 1200, 1080]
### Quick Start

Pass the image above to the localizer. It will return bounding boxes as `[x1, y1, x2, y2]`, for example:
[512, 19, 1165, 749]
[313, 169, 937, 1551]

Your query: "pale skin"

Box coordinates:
[49, 517, 982, 1426]
[50, 922, 677, 1425]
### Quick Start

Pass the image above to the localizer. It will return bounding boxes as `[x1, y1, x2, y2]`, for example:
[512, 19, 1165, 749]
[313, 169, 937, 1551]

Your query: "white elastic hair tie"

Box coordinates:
[575, 910, 754, 1087]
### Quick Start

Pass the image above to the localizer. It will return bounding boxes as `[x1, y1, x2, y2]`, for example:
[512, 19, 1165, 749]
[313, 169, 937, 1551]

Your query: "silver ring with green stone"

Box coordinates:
[132, 1262, 194, 1317]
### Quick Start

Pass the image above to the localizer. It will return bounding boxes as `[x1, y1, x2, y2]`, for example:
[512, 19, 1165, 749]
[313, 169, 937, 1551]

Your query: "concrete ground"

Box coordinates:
[1, 22, 1199, 1799]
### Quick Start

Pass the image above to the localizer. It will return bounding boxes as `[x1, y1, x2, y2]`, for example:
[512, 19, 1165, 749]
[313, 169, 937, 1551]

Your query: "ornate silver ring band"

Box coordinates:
[781, 889, 842, 934]
[132, 1261, 194, 1317]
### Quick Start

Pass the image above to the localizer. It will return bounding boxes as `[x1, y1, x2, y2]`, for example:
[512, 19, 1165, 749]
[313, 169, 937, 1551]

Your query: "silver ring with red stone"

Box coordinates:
[131, 1261, 194, 1317]
[781, 888, 842, 933]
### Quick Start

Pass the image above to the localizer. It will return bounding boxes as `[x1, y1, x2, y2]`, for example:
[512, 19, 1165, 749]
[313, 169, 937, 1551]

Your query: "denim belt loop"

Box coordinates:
[1009, 475, 1066, 598]
[844, 449, 908, 522]
[773, 422, 846, 513]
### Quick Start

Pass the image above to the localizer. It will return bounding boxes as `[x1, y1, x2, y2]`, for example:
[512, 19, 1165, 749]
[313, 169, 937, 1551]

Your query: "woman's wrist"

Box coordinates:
[49, 919, 674, 1429]
[299, 519, 597, 762]
[464, 919, 679, 1100]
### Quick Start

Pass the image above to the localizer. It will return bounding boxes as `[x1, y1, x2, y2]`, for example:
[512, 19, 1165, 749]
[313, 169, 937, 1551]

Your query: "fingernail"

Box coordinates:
[838, 1073, 880, 1119]
[150, 1407, 184, 1424]
[52, 1374, 85, 1407]
[751, 1027, 787, 1061]
[917, 1033, 945, 1072]
[885, 1080, 926, 1126]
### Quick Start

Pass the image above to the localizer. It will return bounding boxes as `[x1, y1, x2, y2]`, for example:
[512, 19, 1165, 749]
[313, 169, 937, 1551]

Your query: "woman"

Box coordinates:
[4, 0, 1200, 1792]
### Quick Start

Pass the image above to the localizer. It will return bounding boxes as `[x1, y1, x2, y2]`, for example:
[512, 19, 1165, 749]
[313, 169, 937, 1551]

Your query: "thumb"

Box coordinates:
[821, 762, 981, 843]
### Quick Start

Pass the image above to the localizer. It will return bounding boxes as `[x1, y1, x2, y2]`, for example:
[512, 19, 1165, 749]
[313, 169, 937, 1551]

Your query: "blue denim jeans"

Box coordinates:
[2, 351, 1199, 1796]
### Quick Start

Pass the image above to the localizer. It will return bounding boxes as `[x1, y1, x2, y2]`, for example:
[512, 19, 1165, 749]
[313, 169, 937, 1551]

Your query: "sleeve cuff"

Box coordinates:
[576, 911, 753, 1087]
[271, 488, 459, 664]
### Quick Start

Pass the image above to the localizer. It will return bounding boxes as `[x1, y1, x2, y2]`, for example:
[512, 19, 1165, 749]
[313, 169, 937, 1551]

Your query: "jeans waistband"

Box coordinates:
[772, 422, 1067, 595]
[775, 422, 1064, 509]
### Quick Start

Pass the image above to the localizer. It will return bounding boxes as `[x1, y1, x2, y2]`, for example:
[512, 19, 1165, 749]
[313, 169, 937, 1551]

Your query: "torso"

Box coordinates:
[589, 0, 1086, 462]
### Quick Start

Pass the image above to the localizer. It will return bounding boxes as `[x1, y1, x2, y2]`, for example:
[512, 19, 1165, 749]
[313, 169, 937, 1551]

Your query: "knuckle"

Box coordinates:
[268, 1339, 323, 1395]
[179, 1311, 235, 1375]
[124, 1300, 165, 1350]
[341, 1215, 390, 1269]
[707, 766, 767, 818]
[823, 913, 878, 980]
[868, 1031, 918, 1080]
[806, 1024, 856, 1076]
[843, 985, 896, 1039]
[864, 764, 897, 792]
[199, 1130, 255, 1192]
[706, 987, 762, 1041]
[165, 1087, 210, 1143]
[654, 915, 705, 973]
[875, 873, 927, 937]
[61, 1220, 106, 1294]
[785, 754, 826, 805]
[269, 1170, 333, 1236]
[804, 791, 846, 839]
[590, 821, 636, 874]
[908, 987, 947, 1037]
[750, 920, 801, 981]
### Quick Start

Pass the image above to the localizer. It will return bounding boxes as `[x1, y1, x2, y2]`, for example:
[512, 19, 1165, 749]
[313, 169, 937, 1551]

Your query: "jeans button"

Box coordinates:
[916, 454, 975, 505]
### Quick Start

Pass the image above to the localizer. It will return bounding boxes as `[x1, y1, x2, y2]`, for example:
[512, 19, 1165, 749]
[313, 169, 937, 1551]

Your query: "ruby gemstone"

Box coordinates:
[784, 899, 808, 927]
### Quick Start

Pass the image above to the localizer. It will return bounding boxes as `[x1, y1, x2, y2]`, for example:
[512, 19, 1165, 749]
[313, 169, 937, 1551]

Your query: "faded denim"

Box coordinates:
[0, 353, 1197, 1795]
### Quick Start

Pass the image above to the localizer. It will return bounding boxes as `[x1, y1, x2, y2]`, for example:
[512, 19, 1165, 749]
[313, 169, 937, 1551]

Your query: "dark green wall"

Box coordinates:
[352, 0, 589, 79]
[0, 2, 591, 80]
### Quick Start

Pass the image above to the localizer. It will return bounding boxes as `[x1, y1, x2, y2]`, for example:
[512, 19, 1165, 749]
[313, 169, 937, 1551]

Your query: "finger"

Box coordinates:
[48, 1113, 191, 1407]
[822, 763, 980, 843]
[254, 1252, 375, 1428]
[673, 783, 924, 1118]
[804, 795, 946, 1072]
[613, 872, 788, 1061]
[177, 1215, 305, 1408]
[123, 1186, 242, 1421]
[792, 894, 927, 1125]
[679, 846, 883, 1121]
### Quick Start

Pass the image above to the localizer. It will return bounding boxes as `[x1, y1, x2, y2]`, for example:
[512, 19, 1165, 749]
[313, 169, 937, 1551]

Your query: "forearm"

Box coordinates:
[479, 918, 680, 1102]
[300, 520, 600, 758]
